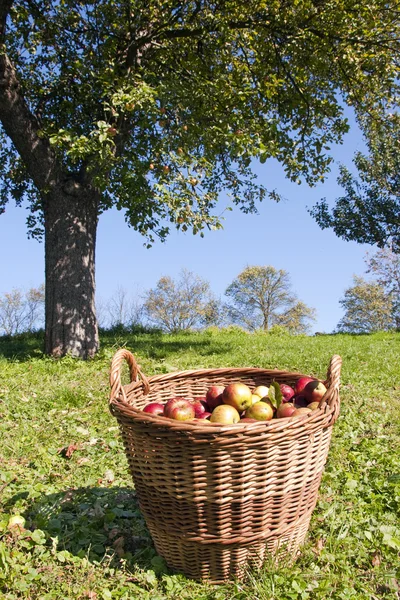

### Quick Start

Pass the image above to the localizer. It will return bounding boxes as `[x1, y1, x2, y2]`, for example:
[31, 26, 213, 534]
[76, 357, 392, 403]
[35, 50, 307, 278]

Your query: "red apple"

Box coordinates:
[294, 395, 308, 408]
[190, 397, 209, 417]
[206, 386, 225, 410]
[280, 384, 295, 402]
[240, 417, 258, 423]
[210, 404, 240, 424]
[244, 400, 274, 421]
[222, 383, 253, 412]
[303, 380, 327, 404]
[143, 402, 165, 416]
[196, 411, 212, 420]
[276, 402, 296, 418]
[164, 397, 195, 421]
[294, 377, 315, 396]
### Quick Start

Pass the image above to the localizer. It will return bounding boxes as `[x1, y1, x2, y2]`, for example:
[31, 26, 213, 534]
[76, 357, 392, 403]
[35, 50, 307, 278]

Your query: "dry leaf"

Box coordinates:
[83, 591, 97, 599]
[57, 443, 80, 458]
[113, 536, 125, 557]
[372, 553, 381, 567]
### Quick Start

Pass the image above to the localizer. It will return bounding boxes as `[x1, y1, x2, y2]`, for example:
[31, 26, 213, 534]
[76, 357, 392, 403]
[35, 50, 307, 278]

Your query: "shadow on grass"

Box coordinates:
[0, 329, 234, 362]
[6, 485, 164, 572]
[0, 331, 45, 360]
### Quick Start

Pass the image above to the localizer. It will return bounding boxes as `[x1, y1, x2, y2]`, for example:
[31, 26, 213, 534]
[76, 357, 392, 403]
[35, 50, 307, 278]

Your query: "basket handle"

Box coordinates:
[320, 354, 342, 411]
[325, 354, 342, 390]
[109, 348, 150, 403]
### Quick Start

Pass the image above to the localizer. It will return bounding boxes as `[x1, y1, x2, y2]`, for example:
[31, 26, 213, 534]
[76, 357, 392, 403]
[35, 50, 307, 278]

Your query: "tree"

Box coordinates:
[0, 284, 44, 335]
[365, 248, 400, 329]
[274, 301, 317, 335]
[336, 275, 395, 333]
[1, 1, 399, 357]
[144, 269, 219, 332]
[310, 117, 400, 252]
[106, 286, 145, 329]
[225, 265, 316, 333]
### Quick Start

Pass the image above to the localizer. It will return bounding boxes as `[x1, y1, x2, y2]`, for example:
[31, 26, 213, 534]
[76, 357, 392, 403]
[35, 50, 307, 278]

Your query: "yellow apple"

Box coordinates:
[252, 385, 269, 398]
[210, 404, 240, 424]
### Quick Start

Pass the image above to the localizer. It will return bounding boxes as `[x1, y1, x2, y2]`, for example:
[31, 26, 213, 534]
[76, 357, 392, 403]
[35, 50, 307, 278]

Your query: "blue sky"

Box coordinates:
[0, 117, 373, 334]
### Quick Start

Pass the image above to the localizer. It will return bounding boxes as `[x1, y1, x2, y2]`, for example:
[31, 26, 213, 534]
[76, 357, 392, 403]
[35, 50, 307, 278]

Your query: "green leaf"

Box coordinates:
[268, 381, 283, 409]
[30, 529, 46, 545]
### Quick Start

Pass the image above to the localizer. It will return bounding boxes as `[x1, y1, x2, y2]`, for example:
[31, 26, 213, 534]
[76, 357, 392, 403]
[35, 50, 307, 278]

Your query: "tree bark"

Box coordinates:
[43, 181, 100, 358]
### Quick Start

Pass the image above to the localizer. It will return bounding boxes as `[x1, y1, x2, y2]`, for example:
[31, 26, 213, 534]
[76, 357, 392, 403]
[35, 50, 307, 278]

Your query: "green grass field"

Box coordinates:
[1, 329, 399, 599]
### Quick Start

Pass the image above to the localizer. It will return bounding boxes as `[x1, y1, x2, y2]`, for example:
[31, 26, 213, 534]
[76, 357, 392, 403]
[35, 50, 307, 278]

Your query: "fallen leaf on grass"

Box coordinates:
[313, 538, 325, 555]
[82, 591, 97, 599]
[372, 553, 381, 567]
[103, 469, 115, 483]
[76, 426, 90, 436]
[57, 443, 80, 458]
[112, 536, 125, 557]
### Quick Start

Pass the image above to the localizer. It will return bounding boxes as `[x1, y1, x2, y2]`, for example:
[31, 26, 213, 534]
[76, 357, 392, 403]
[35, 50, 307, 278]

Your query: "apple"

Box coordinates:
[294, 395, 308, 408]
[222, 383, 253, 412]
[240, 417, 258, 423]
[196, 411, 212, 420]
[244, 400, 274, 421]
[210, 404, 240, 424]
[280, 384, 295, 402]
[206, 385, 225, 410]
[294, 377, 314, 396]
[292, 407, 312, 417]
[276, 402, 296, 419]
[251, 393, 262, 404]
[303, 380, 327, 404]
[252, 385, 269, 399]
[164, 397, 195, 421]
[308, 402, 321, 411]
[143, 402, 165, 416]
[190, 397, 209, 417]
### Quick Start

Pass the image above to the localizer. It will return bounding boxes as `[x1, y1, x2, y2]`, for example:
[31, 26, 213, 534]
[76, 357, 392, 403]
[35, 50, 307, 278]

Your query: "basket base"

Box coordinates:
[147, 513, 312, 583]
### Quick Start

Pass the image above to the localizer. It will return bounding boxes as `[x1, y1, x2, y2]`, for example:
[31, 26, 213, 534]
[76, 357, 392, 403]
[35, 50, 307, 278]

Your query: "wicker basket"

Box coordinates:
[109, 350, 342, 583]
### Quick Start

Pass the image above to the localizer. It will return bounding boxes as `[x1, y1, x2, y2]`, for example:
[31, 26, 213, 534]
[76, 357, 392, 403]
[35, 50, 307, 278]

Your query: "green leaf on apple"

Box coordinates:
[268, 381, 283, 409]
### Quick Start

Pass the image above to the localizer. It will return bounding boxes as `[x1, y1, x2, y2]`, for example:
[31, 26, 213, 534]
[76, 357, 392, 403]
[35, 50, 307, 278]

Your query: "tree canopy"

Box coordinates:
[1, 0, 399, 356]
[310, 118, 400, 252]
[225, 265, 316, 333]
[336, 275, 395, 333]
[144, 269, 219, 332]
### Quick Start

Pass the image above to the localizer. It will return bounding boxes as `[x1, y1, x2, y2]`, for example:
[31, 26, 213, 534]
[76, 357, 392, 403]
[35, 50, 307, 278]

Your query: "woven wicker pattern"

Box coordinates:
[109, 350, 342, 583]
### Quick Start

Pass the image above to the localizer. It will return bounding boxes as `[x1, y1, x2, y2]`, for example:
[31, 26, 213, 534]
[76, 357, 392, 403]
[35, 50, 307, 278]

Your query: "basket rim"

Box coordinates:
[109, 363, 340, 435]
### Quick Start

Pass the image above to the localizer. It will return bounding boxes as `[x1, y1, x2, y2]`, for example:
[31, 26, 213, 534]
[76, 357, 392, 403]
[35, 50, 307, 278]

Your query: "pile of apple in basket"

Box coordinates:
[142, 376, 327, 424]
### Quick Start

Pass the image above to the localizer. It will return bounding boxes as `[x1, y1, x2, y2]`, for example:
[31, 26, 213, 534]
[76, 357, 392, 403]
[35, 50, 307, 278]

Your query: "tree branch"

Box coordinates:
[0, 0, 60, 192]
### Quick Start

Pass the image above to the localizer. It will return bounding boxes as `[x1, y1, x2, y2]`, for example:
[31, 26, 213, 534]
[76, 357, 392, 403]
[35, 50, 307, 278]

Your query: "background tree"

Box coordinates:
[144, 269, 219, 332]
[1, 1, 399, 357]
[0, 284, 44, 335]
[274, 301, 316, 335]
[225, 265, 316, 333]
[106, 286, 145, 329]
[336, 275, 395, 333]
[366, 248, 400, 329]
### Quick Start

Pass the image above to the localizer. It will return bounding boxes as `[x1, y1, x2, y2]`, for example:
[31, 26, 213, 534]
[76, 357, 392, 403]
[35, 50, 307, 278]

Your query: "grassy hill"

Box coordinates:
[1, 329, 399, 599]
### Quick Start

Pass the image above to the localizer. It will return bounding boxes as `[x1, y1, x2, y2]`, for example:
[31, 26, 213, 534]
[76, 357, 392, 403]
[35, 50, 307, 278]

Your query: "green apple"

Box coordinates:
[244, 400, 274, 421]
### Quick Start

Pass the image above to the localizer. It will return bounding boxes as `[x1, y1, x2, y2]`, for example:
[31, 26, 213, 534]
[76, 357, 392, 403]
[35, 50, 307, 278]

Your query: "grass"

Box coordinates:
[0, 328, 399, 599]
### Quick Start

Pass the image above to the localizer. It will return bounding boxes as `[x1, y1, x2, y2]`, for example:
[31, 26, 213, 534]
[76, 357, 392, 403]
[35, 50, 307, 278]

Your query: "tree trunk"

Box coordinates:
[44, 181, 100, 358]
